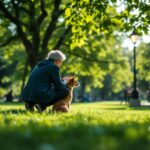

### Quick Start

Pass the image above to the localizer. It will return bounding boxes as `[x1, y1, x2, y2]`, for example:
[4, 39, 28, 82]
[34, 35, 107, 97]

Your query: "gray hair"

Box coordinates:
[47, 50, 66, 61]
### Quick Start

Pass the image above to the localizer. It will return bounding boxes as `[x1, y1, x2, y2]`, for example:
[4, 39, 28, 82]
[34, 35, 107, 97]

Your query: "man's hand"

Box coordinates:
[62, 76, 73, 85]
[62, 76, 70, 81]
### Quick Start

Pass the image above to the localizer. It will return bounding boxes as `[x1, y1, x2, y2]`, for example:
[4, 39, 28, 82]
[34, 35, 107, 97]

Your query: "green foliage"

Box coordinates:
[0, 41, 27, 96]
[137, 43, 150, 82]
[61, 34, 132, 94]
[65, 0, 150, 48]
[0, 58, 17, 91]
[0, 102, 150, 150]
[137, 42, 150, 90]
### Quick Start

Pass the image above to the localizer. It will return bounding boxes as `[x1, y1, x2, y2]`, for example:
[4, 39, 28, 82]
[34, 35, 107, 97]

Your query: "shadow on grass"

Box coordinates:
[130, 105, 150, 111]
[0, 109, 27, 115]
[106, 105, 150, 111]
[0, 102, 23, 106]
[92, 104, 150, 111]
[0, 108, 55, 115]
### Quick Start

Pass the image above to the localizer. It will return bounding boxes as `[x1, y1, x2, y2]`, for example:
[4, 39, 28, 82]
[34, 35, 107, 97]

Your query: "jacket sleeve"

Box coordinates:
[50, 66, 66, 90]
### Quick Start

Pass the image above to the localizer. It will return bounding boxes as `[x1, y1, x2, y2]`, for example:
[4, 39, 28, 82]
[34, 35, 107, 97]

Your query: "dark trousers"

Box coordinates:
[39, 88, 69, 108]
[26, 88, 69, 109]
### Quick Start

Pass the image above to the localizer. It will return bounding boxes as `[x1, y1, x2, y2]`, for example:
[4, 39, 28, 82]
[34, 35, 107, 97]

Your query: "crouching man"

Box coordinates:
[21, 50, 69, 112]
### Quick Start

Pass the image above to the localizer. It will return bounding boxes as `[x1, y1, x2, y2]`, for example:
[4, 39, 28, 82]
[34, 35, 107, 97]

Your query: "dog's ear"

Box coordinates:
[70, 77, 75, 82]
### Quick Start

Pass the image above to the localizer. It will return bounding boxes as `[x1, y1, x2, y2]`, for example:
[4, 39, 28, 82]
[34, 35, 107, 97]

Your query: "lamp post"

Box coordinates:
[130, 28, 140, 107]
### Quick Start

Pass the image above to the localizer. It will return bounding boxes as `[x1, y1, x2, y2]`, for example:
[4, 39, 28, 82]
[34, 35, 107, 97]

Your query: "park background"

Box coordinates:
[0, 0, 150, 103]
[0, 1, 150, 150]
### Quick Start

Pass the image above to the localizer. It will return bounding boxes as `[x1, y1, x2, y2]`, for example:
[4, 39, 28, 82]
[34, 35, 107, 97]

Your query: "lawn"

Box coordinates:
[0, 101, 150, 150]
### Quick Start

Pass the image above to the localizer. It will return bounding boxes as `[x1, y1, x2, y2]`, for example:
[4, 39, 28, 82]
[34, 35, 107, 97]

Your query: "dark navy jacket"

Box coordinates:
[21, 59, 66, 103]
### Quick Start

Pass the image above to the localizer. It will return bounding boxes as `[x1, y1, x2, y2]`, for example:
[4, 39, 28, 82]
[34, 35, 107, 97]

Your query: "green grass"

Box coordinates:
[0, 101, 150, 150]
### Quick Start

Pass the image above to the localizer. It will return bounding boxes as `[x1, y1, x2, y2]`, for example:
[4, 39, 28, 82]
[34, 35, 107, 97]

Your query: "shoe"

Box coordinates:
[34, 104, 46, 113]
[25, 102, 34, 111]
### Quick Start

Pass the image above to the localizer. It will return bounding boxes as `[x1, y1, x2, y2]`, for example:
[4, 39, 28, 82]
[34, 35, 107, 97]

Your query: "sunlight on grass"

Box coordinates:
[0, 101, 150, 150]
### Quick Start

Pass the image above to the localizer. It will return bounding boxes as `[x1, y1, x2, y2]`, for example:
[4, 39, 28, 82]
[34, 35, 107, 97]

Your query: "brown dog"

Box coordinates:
[52, 77, 79, 112]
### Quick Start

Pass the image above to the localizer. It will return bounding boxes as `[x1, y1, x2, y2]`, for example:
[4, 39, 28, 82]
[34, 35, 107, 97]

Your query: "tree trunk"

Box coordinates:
[28, 56, 38, 69]
[19, 58, 28, 101]
[27, 48, 39, 69]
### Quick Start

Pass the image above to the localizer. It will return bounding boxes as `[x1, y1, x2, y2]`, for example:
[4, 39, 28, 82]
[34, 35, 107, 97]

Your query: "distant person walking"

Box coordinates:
[4, 89, 13, 102]
[121, 87, 132, 104]
[21, 50, 69, 112]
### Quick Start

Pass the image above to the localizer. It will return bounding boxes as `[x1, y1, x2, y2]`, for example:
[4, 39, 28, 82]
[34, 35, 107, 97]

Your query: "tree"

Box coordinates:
[0, 0, 70, 68]
[0, 0, 149, 69]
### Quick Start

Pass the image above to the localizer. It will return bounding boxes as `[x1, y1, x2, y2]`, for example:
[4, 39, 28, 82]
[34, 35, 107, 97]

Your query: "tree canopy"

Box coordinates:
[65, 0, 150, 48]
[0, 0, 149, 67]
